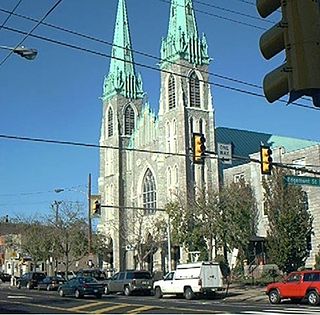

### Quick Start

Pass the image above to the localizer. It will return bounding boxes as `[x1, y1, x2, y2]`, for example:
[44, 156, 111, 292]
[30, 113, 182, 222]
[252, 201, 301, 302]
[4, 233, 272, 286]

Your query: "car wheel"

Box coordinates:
[59, 288, 65, 297]
[155, 287, 163, 299]
[184, 287, 195, 300]
[75, 289, 82, 299]
[96, 293, 102, 299]
[268, 289, 281, 304]
[104, 285, 110, 295]
[307, 290, 320, 306]
[124, 286, 131, 296]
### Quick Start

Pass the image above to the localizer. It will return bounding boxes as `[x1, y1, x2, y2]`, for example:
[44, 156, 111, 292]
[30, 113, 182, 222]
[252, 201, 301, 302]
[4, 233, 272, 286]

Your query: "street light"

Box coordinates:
[0, 45, 38, 60]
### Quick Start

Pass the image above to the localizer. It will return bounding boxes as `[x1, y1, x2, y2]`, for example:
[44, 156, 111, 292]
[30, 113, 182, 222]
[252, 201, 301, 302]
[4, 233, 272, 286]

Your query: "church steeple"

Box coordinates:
[161, 0, 209, 68]
[103, 0, 143, 101]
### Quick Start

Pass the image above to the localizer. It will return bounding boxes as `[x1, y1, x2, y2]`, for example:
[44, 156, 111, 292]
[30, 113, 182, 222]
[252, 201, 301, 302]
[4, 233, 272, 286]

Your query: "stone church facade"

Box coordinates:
[98, 0, 219, 273]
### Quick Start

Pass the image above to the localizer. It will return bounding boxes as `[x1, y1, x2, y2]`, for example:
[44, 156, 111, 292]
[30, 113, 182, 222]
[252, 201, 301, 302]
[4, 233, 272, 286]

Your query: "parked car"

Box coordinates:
[153, 261, 225, 300]
[37, 276, 66, 291]
[266, 270, 320, 306]
[75, 269, 108, 281]
[58, 276, 104, 298]
[105, 270, 153, 296]
[16, 272, 46, 289]
[56, 271, 76, 280]
[0, 272, 11, 283]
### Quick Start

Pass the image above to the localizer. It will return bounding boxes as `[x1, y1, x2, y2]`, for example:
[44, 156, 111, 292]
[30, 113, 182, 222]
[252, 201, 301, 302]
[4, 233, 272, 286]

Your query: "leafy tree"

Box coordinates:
[48, 202, 91, 275]
[263, 168, 313, 274]
[167, 180, 257, 267]
[108, 209, 167, 270]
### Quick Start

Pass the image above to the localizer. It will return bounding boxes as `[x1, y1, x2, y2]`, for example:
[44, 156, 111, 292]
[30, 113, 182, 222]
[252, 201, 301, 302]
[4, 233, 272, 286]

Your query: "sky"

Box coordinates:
[0, 0, 319, 219]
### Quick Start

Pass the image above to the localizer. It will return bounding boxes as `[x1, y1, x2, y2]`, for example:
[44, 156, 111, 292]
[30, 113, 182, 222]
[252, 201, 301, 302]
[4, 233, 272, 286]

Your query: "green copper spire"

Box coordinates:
[161, 0, 209, 68]
[103, 0, 143, 101]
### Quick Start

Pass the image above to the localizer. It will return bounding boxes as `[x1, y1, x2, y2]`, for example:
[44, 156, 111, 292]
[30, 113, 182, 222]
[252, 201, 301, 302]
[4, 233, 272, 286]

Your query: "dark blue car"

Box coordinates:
[58, 276, 104, 298]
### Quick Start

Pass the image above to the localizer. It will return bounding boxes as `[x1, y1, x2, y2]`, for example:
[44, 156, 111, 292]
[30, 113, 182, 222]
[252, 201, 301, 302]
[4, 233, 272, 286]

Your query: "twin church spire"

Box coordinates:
[103, 0, 143, 101]
[103, 0, 209, 100]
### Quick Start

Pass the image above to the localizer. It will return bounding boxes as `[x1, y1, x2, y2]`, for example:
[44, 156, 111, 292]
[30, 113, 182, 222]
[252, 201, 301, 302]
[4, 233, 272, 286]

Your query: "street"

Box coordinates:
[0, 286, 320, 314]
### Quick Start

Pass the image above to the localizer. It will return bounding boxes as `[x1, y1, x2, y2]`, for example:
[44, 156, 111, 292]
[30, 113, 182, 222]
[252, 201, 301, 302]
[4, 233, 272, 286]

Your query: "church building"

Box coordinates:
[98, 0, 219, 272]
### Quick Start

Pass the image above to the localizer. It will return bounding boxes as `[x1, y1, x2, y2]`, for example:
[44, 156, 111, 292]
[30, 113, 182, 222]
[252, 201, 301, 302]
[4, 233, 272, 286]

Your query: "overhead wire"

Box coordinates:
[156, 0, 267, 31]
[3, 23, 318, 111]
[0, 0, 63, 67]
[0, 133, 319, 176]
[0, 0, 22, 32]
[0, 7, 262, 91]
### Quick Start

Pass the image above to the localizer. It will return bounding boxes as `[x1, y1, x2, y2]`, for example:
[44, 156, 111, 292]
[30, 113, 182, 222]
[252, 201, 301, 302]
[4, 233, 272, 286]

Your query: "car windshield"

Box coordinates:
[34, 273, 46, 280]
[127, 272, 151, 279]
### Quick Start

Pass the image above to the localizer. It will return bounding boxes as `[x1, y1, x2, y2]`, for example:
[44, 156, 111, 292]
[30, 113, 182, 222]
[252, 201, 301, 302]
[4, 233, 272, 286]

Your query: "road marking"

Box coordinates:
[128, 305, 157, 314]
[91, 303, 130, 313]
[68, 301, 106, 312]
[7, 295, 33, 299]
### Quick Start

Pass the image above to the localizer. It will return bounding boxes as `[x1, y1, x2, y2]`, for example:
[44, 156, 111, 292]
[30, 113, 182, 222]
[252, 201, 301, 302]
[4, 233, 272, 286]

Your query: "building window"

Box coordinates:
[124, 104, 135, 135]
[143, 168, 157, 215]
[189, 71, 200, 108]
[166, 121, 171, 153]
[108, 107, 113, 137]
[168, 74, 176, 110]
[172, 119, 177, 153]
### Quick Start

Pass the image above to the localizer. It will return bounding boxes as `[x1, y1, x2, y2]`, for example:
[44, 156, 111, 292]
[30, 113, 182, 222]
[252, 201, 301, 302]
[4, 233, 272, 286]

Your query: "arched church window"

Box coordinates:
[189, 71, 200, 108]
[172, 119, 177, 153]
[108, 107, 114, 137]
[199, 118, 203, 134]
[124, 104, 135, 135]
[168, 74, 176, 110]
[166, 121, 171, 153]
[143, 168, 157, 215]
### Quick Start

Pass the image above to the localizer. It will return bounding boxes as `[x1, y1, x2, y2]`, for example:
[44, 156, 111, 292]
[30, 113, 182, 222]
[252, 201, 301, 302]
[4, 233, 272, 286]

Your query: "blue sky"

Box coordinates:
[0, 0, 319, 219]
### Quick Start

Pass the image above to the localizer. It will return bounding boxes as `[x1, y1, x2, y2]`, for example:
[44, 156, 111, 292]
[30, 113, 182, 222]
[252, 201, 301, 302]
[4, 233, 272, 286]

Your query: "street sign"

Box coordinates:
[217, 143, 232, 164]
[284, 175, 320, 187]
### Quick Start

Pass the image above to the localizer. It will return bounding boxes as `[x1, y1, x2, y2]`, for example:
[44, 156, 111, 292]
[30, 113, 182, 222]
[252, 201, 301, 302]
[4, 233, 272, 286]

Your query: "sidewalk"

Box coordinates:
[217, 284, 267, 303]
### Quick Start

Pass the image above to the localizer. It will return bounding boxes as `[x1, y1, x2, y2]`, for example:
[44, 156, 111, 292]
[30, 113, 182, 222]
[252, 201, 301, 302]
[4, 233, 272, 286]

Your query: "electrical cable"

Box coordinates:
[0, 7, 263, 91]
[0, 0, 63, 67]
[0, 7, 311, 104]
[0, 133, 319, 176]
[2, 24, 318, 111]
[156, 0, 267, 31]
[0, 0, 22, 32]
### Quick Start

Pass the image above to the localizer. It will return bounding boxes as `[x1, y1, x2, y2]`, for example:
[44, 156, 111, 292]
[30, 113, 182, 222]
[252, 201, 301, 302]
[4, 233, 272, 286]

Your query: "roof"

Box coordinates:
[216, 127, 319, 168]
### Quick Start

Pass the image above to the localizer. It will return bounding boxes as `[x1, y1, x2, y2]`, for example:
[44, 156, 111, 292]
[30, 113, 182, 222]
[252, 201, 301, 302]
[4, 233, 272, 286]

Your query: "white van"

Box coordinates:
[153, 261, 225, 300]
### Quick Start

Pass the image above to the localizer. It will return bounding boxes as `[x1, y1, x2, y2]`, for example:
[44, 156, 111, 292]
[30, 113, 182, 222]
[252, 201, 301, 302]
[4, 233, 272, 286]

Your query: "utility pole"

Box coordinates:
[88, 173, 92, 255]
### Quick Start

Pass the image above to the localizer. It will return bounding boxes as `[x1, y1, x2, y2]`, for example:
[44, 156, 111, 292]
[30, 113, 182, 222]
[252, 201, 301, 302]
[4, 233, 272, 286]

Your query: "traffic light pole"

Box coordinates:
[88, 173, 92, 255]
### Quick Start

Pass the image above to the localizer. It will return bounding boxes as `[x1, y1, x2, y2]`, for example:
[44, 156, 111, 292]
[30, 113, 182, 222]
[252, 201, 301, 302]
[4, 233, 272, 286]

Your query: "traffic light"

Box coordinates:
[90, 195, 101, 216]
[260, 145, 273, 175]
[193, 133, 206, 164]
[256, 0, 320, 107]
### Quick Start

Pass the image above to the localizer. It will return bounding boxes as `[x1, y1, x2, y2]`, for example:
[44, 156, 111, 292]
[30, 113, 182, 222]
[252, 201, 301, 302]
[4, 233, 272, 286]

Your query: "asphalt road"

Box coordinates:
[0, 286, 320, 314]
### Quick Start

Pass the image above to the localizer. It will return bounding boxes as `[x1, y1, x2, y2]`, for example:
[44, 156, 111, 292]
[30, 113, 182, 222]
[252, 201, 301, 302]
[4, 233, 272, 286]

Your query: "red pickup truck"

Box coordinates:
[266, 270, 320, 306]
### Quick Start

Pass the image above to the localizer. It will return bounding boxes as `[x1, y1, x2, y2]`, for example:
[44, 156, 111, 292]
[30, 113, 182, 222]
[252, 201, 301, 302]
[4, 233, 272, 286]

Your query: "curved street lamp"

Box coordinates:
[0, 45, 37, 60]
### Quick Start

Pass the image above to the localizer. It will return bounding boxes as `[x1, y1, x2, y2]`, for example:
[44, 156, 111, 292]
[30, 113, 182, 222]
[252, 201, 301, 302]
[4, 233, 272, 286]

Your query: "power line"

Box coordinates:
[0, 0, 63, 67]
[156, 0, 267, 31]
[193, 0, 275, 24]
[0, 7, 262, 91]
[0, 0, 22, 32]
[0, 7, 313, 106]
[0, 133, 319, 176]
[2, 24, 318, 111]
